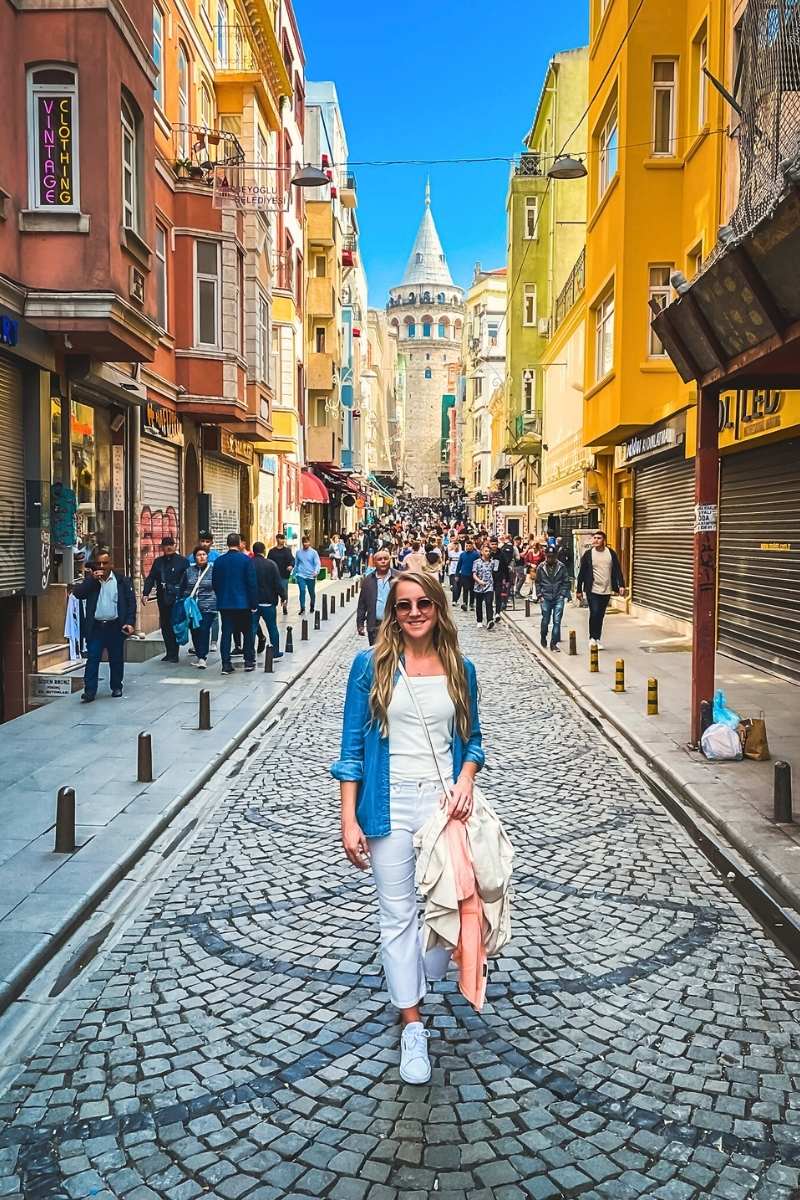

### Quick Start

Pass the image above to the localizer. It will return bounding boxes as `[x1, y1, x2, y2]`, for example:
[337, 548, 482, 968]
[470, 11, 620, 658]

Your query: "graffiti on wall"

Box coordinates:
[140, 505, 179, 581]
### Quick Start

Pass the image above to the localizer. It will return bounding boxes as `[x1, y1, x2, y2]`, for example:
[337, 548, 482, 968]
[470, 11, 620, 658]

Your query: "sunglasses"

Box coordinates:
[394, 597, 437, 617]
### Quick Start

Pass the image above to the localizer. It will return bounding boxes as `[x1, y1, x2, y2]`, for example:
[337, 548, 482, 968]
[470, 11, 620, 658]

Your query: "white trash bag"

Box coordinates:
[701, 721, 743, 762]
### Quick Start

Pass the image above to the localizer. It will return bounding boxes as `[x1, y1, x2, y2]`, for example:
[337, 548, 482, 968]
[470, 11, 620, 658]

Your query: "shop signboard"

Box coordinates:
[220, 430, 254, 465]
[616, 412, 686, 467]
[718, 388, 800, 448]
[141, 402, 182, 444]
[36, 95, 75, 206]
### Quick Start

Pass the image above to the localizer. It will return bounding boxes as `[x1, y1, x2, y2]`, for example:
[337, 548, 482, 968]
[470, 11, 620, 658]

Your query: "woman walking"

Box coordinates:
[332, 572, 484, 1084]
[180, 545, 218, 668]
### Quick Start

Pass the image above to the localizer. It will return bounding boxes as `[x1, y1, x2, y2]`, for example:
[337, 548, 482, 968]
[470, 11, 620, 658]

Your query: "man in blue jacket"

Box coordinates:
[211, 532, 258, 674]
[72, 548, 137, 701]
[455, 538, 480, 611]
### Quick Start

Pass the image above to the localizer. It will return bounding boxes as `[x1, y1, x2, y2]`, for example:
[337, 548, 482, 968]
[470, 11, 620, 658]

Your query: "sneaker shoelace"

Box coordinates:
[402, 1026, 430, 1061]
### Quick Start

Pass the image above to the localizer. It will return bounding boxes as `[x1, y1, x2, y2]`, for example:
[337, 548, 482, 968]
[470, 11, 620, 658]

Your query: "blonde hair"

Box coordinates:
[369, 571, 471, 742]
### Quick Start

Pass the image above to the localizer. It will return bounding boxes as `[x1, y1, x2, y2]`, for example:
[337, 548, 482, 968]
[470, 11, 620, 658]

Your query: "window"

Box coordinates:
[195, 239, 220, 347]
[523, 285, 537, 326]
[217, 1, 229, 63]
[524, 195, 539, 239]
[647, 265, 672, 356]
[488, 321, 499, 346]
[199, 0, 211, 28]
[523, 372, 534, 414]
[235, 250, 244, 355]
[652, 60, 677, 155]
[315, 326, 326, 353]
[474, 376, 483, 399]
[594, 286, 615, 380]
[153, 7, 164, 109]
[199, 82, 214, 131]
[688, 240, 703, 278]
[437, 292, 445, 304]
[438, 321, 446, 338]
[695, 24, 709, 128]
[155, 224, 168, 330]
[256, 128, 269, 168]
[423, 322, 432, 337]
[177, 47, 190, 157]
[256, 291, 269, 383]
[315, 254, 326, 278]
[27, 66, 80, 211]
[408, 323, 416, 338]
[424, 368, 432, 379]
[598, 101, 618, 197]
[121, 95, 139, 232]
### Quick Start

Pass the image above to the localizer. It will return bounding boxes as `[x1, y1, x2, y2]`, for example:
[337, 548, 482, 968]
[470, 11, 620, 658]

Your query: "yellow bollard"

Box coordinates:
[614, 659, 625, 693]
[647, 677, 659, 715]
[589, 643, 599, 673]
[569, 630, 577, 656]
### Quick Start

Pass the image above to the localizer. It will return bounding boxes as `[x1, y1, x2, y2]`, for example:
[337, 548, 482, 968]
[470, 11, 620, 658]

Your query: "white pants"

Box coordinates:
[369, 779, 452, 1009]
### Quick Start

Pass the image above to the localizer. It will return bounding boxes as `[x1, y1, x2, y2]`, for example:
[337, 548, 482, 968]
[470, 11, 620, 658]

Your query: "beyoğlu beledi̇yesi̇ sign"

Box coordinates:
[37, 96, 73, 206]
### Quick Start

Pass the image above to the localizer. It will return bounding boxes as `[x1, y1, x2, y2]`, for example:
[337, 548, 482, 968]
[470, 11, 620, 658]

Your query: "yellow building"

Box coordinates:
[584, 0, 725, 627]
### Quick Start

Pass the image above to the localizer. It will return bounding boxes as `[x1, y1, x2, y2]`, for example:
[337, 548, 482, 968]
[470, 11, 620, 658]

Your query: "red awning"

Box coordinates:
[300, 471, 330, 504]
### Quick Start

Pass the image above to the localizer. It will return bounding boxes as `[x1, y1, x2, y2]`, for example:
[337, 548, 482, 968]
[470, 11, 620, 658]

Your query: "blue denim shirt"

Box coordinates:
[330, 648, 484, 838]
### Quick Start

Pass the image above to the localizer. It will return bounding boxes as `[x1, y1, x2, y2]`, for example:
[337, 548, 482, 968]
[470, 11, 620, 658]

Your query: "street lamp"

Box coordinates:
[547, 155, 587, 180]
[290, 164, 331, 188]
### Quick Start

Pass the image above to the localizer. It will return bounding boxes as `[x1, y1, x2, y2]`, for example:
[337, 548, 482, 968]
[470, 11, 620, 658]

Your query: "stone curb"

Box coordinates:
[503, 611, 800, 957]
[0, 597, 357, 1014]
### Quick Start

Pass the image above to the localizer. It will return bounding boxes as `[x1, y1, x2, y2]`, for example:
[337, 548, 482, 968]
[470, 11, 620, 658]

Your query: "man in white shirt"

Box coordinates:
[576, 530, 626, 649]
[72, 549, 137, 701]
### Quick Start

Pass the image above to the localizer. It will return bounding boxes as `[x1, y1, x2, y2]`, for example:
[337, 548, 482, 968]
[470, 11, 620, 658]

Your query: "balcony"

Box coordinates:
[340, 173, 357, 209]
[307, 201, 335, 246]
[342, 234, 357, 268]
[307, 277, 335, 318]
[554, 247, 586, 332]
[215, 26, 260, 74]
[171, 124, 245, 180]
[505, 411, 543, 456]
[308, 351, 336, 390]
[307, 424, 341, 464]
[272, 249, 294, 292]
[515, 153, 542, 177]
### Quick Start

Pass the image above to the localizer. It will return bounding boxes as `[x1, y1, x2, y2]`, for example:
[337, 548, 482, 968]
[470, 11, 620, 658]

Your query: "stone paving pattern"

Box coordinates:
[0, 615, 799, 1199]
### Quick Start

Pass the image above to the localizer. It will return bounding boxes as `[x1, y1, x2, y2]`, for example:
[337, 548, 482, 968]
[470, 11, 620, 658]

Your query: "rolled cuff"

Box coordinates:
[463, 746, 485, 770]
[331, 758, 365, 782]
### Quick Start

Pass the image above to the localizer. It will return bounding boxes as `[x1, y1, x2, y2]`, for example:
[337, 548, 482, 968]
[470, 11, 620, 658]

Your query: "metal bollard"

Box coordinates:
[614, 659, 625, 693]
[525, 599, 531, 618]
[647, 678, 659, 716]
[569, 630, 577, 656]
[314, 611, 321, 631]
[285, 627, 294, 654]
[322, 594, 329, 621]
[199, 689, 211, 730]
[137, 732, 153, 783]
[331, 596, 336, 615]
[589, 643, 599, 673]
[54, 786, 76, 853]
[774, 761, 793, 823]
[264, 645, 274, 673]
[301, 619, 309, 641]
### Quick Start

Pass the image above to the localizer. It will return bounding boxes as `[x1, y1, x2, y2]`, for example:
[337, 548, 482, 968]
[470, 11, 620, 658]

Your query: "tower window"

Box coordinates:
[416, 253, 423, 263]
[424, 368, 432, 379]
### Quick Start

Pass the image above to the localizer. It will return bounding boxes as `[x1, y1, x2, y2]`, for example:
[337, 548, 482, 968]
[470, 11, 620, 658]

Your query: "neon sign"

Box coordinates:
[37, 96, 74, 206]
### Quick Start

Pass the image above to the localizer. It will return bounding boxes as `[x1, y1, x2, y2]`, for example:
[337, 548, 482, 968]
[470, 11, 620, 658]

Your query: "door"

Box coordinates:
[718, 438, 800, 681]
[0, 360, 26, 596]
[632, 454, 695, 622]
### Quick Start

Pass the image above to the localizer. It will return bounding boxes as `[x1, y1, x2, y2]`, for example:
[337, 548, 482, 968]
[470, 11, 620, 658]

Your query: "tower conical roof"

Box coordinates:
[401, 181, 454, 287]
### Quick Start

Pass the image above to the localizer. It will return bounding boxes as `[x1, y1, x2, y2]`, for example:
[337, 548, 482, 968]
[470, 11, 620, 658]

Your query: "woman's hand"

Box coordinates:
[342, 818, 370, 869]
[447, 774, 474, 823]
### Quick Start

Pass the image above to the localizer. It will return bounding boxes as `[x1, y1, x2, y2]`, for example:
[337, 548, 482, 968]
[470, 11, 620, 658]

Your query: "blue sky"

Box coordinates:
[294, 0, 589, 305]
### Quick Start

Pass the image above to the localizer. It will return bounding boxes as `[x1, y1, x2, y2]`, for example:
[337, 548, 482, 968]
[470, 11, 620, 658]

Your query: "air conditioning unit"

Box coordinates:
[129, 267, 145, 305]
[537, 317, 550, 338]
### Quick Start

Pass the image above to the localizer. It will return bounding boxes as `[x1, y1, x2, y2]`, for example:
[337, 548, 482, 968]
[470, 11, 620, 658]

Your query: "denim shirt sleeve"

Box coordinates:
[331, 651, 373, 781]
[463, 657, 485, 769]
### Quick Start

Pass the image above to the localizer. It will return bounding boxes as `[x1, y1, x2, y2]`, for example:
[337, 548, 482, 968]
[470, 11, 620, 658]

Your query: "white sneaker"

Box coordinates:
[589, 638, 598, 648]
[399, 1022, 431, 1084]
[197, 658, 207, 669]
[596, 641, 604, 650]
[210, 641, 218, 652]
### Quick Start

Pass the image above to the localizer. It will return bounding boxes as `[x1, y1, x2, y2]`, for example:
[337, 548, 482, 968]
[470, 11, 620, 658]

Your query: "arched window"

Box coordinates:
[407, 292, 416, 303]
[424, 368, 432, 379]
[28, 65, 80, 211]
[422, 291, 431, 302]
[437, 291, 445, 304]
[437, 321, 446, 338]
[389, 319, 399, 337]
[177, 46, 190, 156]
[121, 93, 141, 232]
[421, 315, 433, 338]
[404, 317, 416, 338]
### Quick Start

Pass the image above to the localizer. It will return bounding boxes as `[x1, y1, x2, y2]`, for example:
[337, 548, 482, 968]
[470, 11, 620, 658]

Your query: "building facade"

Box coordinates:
[459, 267, 507, 527]
[387, 184, 463, 497]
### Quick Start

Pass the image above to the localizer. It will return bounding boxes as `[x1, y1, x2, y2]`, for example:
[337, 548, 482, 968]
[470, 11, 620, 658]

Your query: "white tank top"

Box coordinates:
[388, 675, 455, 784]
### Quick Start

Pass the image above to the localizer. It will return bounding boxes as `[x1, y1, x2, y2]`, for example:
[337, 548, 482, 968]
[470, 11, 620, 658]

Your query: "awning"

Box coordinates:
[318, 468, 365, 497]
[368, 472, 395, 502]
[300, 470, 330, 504]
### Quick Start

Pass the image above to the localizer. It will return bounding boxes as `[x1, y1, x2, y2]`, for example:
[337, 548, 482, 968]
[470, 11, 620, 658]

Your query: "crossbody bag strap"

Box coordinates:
[397, 661, 453, 799]
[190, 565, 210, 599]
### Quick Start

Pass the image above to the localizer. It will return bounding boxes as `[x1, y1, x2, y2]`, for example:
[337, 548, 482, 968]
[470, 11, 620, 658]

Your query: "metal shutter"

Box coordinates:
[632, 455, 695, 621]
[204, 457, 240, 545]
[718, 439, 800, 681]
[0, 361, 25, 595]
[140, 437, 181, 544]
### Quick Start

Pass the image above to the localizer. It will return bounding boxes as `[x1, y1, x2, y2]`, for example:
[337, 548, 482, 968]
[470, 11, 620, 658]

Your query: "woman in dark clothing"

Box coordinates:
[181, 546, 218, 668]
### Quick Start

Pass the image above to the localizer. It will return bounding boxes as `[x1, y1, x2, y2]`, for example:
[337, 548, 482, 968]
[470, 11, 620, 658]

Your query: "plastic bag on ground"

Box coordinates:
[701, 721, 743, 761]
[712, 689, 741, 729]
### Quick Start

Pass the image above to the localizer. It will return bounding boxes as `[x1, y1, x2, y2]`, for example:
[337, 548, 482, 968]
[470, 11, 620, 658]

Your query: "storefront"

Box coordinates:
[623, 412, 694, 626]
[0, 356, 26, 597]
[258, 455, 277, 546]
[202, 428, 254, 548]
[718, 389, 800, 682]
[140, 403, 182, 585]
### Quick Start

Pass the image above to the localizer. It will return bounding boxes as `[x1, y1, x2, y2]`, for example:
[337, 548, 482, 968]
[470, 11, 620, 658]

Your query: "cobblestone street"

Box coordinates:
[1, 615, 799, 1200]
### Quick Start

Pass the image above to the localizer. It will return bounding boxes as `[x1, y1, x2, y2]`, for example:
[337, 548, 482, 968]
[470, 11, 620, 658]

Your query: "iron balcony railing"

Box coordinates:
[172, 123, 245, 176]
[554, 247, 586, 331]
[515, 152, 542, 177]
[215, 26, 258, 73]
